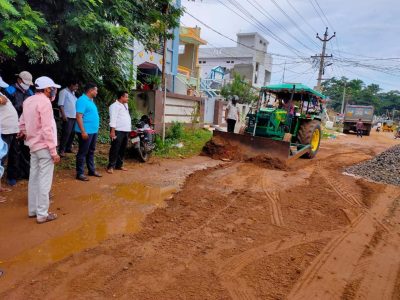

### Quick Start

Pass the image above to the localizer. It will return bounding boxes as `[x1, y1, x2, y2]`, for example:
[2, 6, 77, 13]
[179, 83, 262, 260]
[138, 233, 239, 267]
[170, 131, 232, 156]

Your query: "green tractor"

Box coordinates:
[214, 83, 326, 161]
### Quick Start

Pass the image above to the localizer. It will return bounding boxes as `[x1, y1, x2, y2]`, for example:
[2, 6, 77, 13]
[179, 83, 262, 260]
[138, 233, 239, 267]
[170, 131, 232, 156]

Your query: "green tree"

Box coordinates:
[0, 0, 182, 93]
[220, 73, 259, 104]
[0, 0, 54, 62]
[322, 77, 400, 115]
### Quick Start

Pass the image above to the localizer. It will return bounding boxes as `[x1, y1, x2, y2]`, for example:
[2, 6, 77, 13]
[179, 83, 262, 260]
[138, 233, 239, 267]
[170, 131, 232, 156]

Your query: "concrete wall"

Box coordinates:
[133, 90, 204, 133]
[232, 64, 254, 84]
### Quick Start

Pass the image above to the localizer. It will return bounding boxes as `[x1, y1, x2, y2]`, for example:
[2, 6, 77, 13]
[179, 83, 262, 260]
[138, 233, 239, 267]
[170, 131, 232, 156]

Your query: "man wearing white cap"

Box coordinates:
[5, 71, 34, 116]
[0, 76, 19, 189]
[19, 76, 61, 224]
[4, 71, 34, 184]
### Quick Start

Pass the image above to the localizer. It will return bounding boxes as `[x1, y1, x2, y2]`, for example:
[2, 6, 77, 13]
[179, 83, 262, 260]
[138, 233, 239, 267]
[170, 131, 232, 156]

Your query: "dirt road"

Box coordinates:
[1, 131, 400, 299]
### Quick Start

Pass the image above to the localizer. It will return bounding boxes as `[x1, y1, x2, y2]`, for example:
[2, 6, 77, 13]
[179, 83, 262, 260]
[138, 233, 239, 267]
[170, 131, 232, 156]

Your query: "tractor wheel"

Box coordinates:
[298, 120, 322, 159]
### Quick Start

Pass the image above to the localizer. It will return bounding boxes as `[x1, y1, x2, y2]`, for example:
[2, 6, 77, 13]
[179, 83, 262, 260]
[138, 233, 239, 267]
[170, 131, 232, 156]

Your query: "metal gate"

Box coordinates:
[204, 97, 216, 124]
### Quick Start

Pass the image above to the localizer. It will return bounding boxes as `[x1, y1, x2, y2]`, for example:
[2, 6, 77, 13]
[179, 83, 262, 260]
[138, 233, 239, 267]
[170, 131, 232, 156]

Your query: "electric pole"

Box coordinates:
[341, 82, 346, 115]
[312, 27, 335, 91]
[161, 3, 169, 92]
[282, 61, 286, 83]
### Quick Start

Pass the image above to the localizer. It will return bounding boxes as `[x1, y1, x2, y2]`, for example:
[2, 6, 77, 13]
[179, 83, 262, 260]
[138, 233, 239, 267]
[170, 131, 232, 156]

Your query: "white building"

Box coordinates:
[198, 32, 273, 88]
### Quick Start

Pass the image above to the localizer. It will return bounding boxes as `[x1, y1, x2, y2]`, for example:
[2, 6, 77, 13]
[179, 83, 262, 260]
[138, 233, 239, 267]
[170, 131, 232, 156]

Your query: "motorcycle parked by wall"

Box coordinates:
[130, 115, 155, 162]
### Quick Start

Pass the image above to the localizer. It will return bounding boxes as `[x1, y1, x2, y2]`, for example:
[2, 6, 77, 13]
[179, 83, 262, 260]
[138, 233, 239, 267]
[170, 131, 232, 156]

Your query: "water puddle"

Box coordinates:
[0, 182, 177, 287]
[115, 182, 177, 206]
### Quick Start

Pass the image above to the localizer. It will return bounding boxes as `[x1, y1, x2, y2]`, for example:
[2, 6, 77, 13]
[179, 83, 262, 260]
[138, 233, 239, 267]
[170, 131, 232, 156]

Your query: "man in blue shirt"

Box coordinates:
[75, 83, 102, 181]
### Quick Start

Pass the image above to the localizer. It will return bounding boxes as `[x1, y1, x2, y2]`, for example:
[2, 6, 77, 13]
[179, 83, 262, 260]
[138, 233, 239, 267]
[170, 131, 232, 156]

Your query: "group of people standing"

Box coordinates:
[0, 71, 133, 224]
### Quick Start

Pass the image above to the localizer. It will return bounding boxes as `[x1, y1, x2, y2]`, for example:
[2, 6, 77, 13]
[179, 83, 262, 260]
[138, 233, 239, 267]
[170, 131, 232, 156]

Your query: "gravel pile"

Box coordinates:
[345, 145, 400, 186]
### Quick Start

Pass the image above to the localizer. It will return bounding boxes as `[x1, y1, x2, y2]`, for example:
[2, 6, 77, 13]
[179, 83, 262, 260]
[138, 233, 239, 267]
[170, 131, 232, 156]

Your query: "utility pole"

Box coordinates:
[341, 82, 346, 115]
[161, 3, 169, 92]
[282, 61, 286, 83]
[161, 3, 169, 142]
[312, 27, 335, 91]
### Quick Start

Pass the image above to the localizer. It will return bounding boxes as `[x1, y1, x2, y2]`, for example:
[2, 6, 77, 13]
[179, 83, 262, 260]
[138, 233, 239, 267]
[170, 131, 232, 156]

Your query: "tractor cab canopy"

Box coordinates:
[261, 83, 326, 103]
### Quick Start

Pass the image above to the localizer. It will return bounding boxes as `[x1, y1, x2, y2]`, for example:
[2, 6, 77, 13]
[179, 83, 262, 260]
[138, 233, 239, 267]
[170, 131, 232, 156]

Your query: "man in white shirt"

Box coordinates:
[106, 91, 132, 174]
[0, 76, 19, 187]
[225, 95, 240, 133]
[58, 81, 79, 157]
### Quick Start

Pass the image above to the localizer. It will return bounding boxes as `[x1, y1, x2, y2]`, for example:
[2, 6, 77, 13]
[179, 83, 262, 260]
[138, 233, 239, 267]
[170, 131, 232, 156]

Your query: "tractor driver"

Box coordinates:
[282, 98, 295, 117]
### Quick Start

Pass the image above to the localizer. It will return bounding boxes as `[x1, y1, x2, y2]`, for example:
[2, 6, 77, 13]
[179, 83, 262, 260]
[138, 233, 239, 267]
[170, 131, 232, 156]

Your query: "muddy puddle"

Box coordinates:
[0, 182, 177, 286]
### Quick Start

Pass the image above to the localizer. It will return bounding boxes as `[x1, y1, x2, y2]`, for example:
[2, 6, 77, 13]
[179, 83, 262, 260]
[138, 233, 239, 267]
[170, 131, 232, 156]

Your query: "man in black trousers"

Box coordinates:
[58, 81, 79, 157]
[106, 91, 132, 174]
[75, 83, 102, 181]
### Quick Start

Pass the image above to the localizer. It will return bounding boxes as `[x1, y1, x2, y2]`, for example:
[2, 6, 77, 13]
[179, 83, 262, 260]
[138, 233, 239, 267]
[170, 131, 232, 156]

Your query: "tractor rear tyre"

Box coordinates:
[298, 120, 322, 159]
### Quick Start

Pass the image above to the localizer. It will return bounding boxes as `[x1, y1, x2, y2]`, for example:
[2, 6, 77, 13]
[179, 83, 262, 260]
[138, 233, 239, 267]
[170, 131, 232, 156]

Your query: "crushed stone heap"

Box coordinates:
[345, 145, 400, 186]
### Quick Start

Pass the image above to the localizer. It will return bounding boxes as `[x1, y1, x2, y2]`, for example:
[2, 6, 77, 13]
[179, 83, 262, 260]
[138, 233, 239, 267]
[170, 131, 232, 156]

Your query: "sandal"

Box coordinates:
[37, 212, 58, 224]
[0, 196, 6, 203]
[106, 168, 114, 174]
[116, 167, 128, 171]
[0, 187, 11, 193]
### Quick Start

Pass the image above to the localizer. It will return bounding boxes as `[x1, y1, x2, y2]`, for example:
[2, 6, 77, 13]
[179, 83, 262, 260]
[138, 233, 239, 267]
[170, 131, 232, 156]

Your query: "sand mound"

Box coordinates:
[203, 136, 288, 170]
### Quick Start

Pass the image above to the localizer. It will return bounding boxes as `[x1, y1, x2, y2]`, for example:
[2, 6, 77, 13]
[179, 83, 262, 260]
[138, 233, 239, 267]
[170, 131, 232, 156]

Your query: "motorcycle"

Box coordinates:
[130, 116, 155, 162]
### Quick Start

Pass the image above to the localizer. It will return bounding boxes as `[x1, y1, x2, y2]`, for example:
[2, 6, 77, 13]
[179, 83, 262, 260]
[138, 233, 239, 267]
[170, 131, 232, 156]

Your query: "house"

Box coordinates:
[175, 26, 207, 95]
[198, 32, 273, 88]
[131, 6, 208, 132]
[131, 0, 181, 93]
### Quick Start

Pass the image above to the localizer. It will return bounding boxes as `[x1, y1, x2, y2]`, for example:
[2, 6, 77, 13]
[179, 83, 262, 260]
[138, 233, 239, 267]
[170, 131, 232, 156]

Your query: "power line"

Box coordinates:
[286, 0, 318, 34]
[220, 0, 308, 58]
[184, 10, 307, 60]
[247, 0, 319, 52]
[307, 0, 327, 27]
[268, 0, 320, 49]
[312, 0, 335, 30]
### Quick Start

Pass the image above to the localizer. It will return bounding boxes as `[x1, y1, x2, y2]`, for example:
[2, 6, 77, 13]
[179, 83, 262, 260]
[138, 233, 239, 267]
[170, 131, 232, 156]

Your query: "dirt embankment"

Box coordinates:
[203, 136, 288, 170]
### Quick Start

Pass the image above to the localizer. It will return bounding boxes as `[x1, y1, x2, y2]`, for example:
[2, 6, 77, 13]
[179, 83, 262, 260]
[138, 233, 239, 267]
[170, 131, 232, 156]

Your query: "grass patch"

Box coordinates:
[154, 127, 212, 158]
[55, 153, 108, 171]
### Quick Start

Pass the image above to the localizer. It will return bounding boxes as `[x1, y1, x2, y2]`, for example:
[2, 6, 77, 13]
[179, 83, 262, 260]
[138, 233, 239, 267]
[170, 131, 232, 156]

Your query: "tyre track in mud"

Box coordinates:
[318, 164, 390, 232]
[217, 230, 339, 300]
[261, 170, 285, 227]
[347, 198, 400, 300]
[287, 188, 399, 300]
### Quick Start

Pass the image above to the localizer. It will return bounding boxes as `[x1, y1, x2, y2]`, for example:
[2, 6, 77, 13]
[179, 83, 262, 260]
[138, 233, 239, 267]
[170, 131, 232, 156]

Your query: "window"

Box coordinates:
[254, 73, 258, 84]
[203, 61, 206, 64]
[255, 62, 259, 72]
[226, 61, 231, 63]
[199, 61, 202, 64]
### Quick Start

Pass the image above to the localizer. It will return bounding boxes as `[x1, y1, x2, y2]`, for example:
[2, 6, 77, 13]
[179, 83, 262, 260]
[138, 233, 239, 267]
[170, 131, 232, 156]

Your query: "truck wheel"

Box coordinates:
[298, 120, 322, 159]
[343, 129, 350, 134]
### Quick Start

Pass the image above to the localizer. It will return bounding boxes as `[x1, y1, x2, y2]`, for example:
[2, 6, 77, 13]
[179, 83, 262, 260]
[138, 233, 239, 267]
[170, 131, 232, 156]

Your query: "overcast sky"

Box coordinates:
[181, 0, 400, 92]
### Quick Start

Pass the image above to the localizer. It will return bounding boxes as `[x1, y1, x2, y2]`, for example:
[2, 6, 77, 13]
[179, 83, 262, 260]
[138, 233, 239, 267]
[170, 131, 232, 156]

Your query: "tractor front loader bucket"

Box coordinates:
[212, 131, 291, 162]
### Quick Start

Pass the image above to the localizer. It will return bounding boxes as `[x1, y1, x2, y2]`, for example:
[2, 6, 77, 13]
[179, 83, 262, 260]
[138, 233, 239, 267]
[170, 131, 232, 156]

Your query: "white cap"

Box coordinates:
[0, 76, 8, 88]
[16, 71, 33, 85]
[34, 76, 61, 89]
